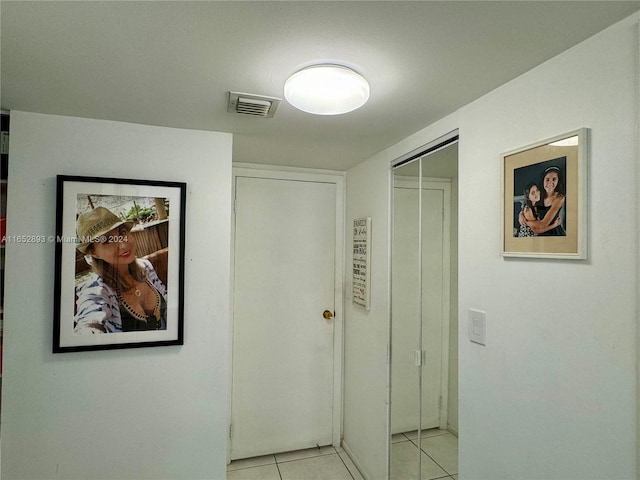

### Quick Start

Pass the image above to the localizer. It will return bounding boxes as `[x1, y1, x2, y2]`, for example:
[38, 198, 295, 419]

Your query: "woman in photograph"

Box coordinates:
[536, 166, 566, 236]
[74, 206, 167, 334]
[518, 180, 563, 236]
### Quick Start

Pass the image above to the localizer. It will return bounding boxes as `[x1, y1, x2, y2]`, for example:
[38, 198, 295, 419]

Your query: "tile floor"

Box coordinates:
[391, 429, 458, 480]
[227, 445, 363, 480]
[227, 429, 457, 480]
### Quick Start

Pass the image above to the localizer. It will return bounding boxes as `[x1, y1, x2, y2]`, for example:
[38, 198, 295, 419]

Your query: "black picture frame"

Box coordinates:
[53, 175, 186, 353]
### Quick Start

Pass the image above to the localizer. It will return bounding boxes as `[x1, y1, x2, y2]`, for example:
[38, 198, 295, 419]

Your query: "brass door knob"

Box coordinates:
[323, 310, 334, 320]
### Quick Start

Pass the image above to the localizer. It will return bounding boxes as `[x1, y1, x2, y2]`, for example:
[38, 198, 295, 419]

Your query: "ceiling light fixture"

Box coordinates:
[284, 64, 370, 115]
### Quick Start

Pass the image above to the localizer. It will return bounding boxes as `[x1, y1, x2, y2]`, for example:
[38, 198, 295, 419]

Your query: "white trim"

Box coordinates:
[334, 174, 346, 449]
[233, 162, 345, 178]
[342, 439, 372, 480]
[438, 180, 452, 430]
[394, 176, 452, 188]
[385, 164, 393, 480]
[228, 166, 345, 462]
[636, 19, 640, 477]
[391, 129, 459, 168]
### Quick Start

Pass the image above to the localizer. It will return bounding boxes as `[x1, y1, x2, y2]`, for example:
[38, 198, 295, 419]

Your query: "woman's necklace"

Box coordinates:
[118, 279, 161, 323]
[123, 274, 142, 297]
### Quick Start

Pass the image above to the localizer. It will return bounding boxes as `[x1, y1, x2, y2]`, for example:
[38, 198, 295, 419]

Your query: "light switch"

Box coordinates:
[468, 309, 486, 346]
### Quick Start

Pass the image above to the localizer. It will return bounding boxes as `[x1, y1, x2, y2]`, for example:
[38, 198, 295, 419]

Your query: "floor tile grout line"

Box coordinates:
[419, 446, 455, 476]
[227, 464, 276, 472]
[274, 447, 339, 465]
[426, 440, 458, 476]
[229, 446, 342, 472]
[393, 438, 412, 444]
[274, 448, 358, 480]
[407, 437, 456, 477]
[336, 450, 358, 480]
[226, 459, 278, 472]
[401, 429, 450, 439]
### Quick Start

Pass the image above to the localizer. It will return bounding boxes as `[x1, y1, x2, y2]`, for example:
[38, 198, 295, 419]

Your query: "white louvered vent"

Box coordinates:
[228, 92, 281, 118]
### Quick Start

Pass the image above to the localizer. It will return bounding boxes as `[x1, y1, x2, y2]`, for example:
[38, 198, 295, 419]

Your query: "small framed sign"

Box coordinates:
[352, 217, 371, 310]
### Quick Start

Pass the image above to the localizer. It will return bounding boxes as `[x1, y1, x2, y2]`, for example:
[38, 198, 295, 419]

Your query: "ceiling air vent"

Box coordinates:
[228, 92, 281, 118]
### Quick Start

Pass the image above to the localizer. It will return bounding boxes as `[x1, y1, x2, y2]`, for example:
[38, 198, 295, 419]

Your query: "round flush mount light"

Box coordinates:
[284, 64, 370, 115]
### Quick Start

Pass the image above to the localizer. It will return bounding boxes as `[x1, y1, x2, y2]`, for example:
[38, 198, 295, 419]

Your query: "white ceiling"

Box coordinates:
[2, 1, 638, 171]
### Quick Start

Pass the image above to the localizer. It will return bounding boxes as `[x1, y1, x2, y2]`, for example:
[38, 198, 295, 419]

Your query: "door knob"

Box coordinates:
[323, 310, 334, 320]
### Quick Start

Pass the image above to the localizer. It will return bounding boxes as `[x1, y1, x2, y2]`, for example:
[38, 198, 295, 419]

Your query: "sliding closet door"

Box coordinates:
[420, 186, 446, 429]
[390, 139, 455, 480]
[391, 174, 446, 434]
[391, 172, 421, 434]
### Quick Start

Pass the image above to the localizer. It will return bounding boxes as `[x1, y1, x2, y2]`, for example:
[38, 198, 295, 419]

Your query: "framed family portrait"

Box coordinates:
[501, 128, 588, 259]
[53, 175, 186, 353]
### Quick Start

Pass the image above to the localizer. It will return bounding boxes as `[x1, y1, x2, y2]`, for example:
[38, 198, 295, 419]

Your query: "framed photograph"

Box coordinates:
[501, 128, 587, 259]
[53, 175, 186, 353]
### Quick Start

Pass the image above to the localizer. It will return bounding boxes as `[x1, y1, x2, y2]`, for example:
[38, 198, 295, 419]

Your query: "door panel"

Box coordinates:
[391, 186, 421, 433]
[231, 176, 336, 460]
[391, 186, 444, 433]
[420, 188, 444, 428]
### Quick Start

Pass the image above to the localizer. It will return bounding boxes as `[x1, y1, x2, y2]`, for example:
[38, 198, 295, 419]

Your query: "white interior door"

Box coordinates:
[392, 182, 447, 433]
[231, 173, 338, 460]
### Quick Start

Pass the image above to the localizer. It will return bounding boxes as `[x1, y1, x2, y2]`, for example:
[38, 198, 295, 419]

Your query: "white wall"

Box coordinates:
[348, 12, 639, 480]
[456, 15, 639, 479]
[344, 114, 460, 479]
[2, 112, 232, 479]
[343, 152, 393, 480]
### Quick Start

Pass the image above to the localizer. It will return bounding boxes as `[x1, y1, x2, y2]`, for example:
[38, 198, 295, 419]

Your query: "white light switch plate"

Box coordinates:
[468, 309, 486, 346]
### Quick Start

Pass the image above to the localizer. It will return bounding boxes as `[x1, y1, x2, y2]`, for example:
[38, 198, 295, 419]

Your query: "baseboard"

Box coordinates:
[341, 440, 371, 480]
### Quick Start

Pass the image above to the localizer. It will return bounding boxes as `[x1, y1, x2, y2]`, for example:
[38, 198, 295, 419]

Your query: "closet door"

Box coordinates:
[391, 181, 421, 433]
[420, 187, 446, 429]
[391, 183, 446, 432]
[390, 155, 452, 480]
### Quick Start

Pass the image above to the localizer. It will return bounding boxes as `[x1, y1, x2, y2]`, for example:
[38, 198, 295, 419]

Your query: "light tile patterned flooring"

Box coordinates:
[227, 445, 363, 480]
[391, 429, 458, 480]
[227, 429, 457, 480]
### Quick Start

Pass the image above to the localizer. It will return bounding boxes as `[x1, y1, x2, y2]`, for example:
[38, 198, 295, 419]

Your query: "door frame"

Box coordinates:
[228, 164, 345, 462]
[392, 176, 451, 430]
